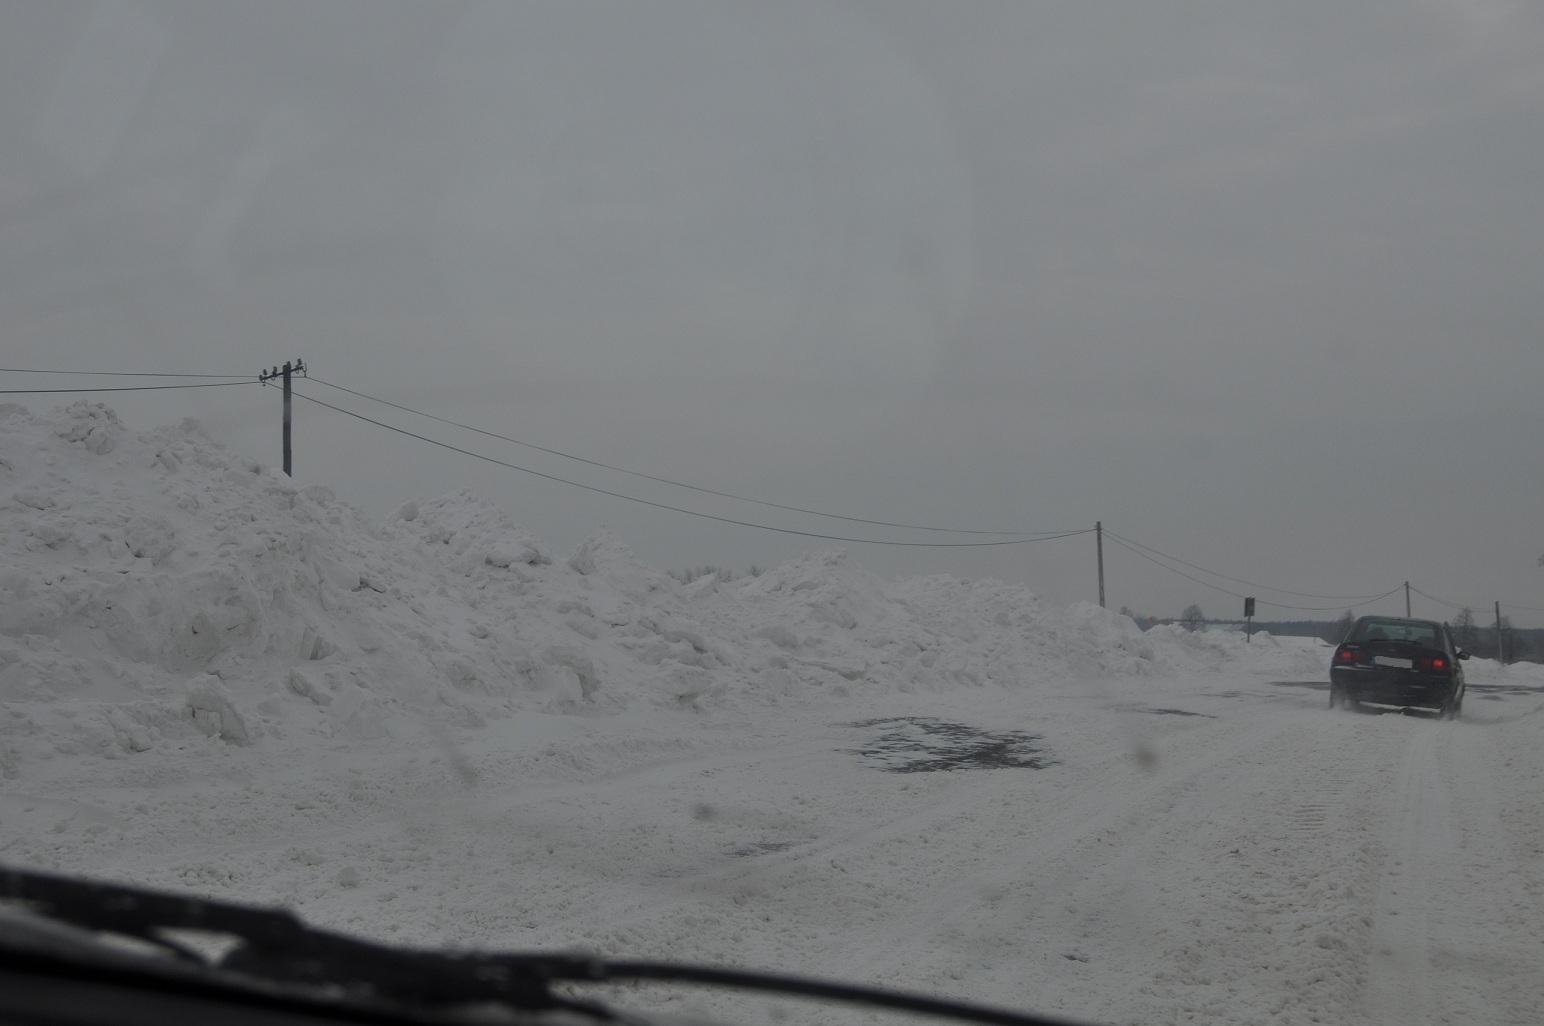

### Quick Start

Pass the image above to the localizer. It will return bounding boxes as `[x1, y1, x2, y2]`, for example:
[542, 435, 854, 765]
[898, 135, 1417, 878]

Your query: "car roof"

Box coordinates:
[1354, 616, 1444, 630]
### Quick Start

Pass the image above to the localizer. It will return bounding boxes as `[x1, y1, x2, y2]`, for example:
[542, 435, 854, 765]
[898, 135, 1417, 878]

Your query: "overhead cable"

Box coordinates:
[1409, 586, 1477, 612]
[1409, 586, 1544, 616]
[1102, 533, 1401, 612]
[293, 390, 1094, 549]
[0, 380, 258, 395]
[1103, 528, 1395, 603]
[307, 375, 1062, 537]
[0, 367, 249, 378]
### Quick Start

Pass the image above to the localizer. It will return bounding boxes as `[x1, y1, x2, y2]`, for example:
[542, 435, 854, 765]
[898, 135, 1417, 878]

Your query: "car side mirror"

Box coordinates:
[1457, 651, 1470, 660]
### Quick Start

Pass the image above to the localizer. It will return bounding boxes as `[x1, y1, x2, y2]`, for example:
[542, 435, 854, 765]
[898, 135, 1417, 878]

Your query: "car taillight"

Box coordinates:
[1336, 647, 1360, 663]
[1419, 655, 1448, 672]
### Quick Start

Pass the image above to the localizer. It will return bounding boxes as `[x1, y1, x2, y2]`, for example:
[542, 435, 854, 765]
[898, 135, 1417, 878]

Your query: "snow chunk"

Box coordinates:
[184, 675, 252, 745]
[329, 682, 388, 739]
[386, 491, 552, 573]
[567, 530, 678, 599]
[543, 646, 600, 701]
[55, 401, 122, 454]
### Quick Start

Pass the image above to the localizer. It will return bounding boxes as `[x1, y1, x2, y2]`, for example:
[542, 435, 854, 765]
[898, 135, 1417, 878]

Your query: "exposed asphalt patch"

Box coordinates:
[1274, 679, 1544, 697]
[1337, 703, 1448, 719]
[841, 717, 1054, 773]
[1270, 680, 1329, 691]
[730, 841, 802, 858]
[1468, 682, 1544, 696]
[1117, 705, 1215, 718]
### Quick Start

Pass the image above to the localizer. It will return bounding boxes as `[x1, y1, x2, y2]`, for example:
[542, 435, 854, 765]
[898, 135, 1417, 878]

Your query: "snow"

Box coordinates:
[3, 400, 1543, 1025]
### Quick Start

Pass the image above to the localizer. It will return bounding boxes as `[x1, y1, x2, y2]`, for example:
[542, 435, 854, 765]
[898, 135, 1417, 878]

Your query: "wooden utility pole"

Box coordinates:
[259, 360, 306, 476]
[1496, 601, 1505, 664]
[1096, 521, 1105, 608]
[1405, 581, 1411, 617]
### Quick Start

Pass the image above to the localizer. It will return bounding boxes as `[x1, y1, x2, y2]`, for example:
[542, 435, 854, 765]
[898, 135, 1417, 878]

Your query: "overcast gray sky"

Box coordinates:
[3, 0, 1542, 626]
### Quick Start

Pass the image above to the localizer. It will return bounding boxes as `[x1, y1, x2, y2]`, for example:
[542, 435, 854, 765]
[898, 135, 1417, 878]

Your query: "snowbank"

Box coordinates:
[0, 402, 1325, 779]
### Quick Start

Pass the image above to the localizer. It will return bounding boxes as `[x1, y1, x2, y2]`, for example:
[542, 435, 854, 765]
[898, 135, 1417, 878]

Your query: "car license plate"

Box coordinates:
[1374, 656, 1413, 669]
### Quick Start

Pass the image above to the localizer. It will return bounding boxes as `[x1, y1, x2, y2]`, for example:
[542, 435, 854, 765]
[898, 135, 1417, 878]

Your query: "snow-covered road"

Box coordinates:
[10, 666, 1543, 1026]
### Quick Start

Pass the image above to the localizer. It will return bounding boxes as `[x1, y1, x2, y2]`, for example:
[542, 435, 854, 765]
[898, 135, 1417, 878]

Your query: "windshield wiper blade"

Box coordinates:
[0, 865, 596, 1018]
[2, 865, 1096, 1026]
[571, 962, 1089, 1026]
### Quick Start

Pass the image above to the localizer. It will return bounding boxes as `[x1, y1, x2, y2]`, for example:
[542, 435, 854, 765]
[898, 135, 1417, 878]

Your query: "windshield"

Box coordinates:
[1349, 620, 1440, 647]
[3, 5, 1543, 1026]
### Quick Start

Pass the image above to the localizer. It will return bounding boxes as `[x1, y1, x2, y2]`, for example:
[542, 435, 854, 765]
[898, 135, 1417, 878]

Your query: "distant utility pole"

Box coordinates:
[1096, 521, 1105, 608]
[1496, 601, 1505, 665]
[258, 359, 307, 476]
[1405, 581, 1411, 617]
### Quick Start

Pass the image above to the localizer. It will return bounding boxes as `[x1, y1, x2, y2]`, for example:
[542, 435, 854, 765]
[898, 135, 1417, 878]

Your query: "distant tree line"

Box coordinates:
[670, 565, 764, 584]
[1115, 604, 1540, 663]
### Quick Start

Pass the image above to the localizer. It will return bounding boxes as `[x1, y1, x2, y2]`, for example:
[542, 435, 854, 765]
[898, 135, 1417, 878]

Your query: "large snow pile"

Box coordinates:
[0, 401, 1326, 779]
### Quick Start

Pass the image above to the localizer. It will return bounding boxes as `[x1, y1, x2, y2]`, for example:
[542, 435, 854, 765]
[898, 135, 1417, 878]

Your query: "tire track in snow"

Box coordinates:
[1368, 708, 1544, 1025]
[713, 710, 1319, 1010]
[455, 707, 1291, 969]
[1365, 723, 1457, 1026]
[684, 711, 1289, 897]
[823, 705, 1392, 1024]
[1019, 712, 1383, 1025]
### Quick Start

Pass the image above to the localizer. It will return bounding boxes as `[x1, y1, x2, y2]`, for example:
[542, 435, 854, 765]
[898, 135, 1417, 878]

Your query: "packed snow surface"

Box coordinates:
[3, 401, 1543, 1025]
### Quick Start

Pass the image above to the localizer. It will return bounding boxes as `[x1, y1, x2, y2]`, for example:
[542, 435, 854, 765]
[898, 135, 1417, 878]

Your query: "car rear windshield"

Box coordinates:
[1349, 619, 1439, 646]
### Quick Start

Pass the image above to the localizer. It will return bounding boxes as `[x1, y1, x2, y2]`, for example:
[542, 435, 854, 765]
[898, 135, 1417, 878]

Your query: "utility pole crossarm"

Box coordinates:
[258, 359, 307, 477]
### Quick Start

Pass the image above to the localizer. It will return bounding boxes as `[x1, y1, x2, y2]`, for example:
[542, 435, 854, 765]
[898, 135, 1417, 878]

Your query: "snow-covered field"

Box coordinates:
[3, 401, 1543, 1025]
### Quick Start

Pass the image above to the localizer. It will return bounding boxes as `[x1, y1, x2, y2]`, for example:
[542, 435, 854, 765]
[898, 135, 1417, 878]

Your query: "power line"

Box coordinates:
[1409, 586, 1544, 616]
[1100, 534, 1249, 602]
[1409, 586, 1477, 612]
[293, 390, 1095, 549]
[10, 368, 1526, 613]
[0, 380, 259, 395]
[1103, 528, 1393, 603]
[305, 376, 1064, 538]
[1102, 532, 1401, 612]
[1, 367, 248, 379]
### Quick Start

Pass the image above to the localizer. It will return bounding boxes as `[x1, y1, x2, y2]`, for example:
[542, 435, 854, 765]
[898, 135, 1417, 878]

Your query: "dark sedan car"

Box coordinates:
[1329, 616, 1468, 717]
